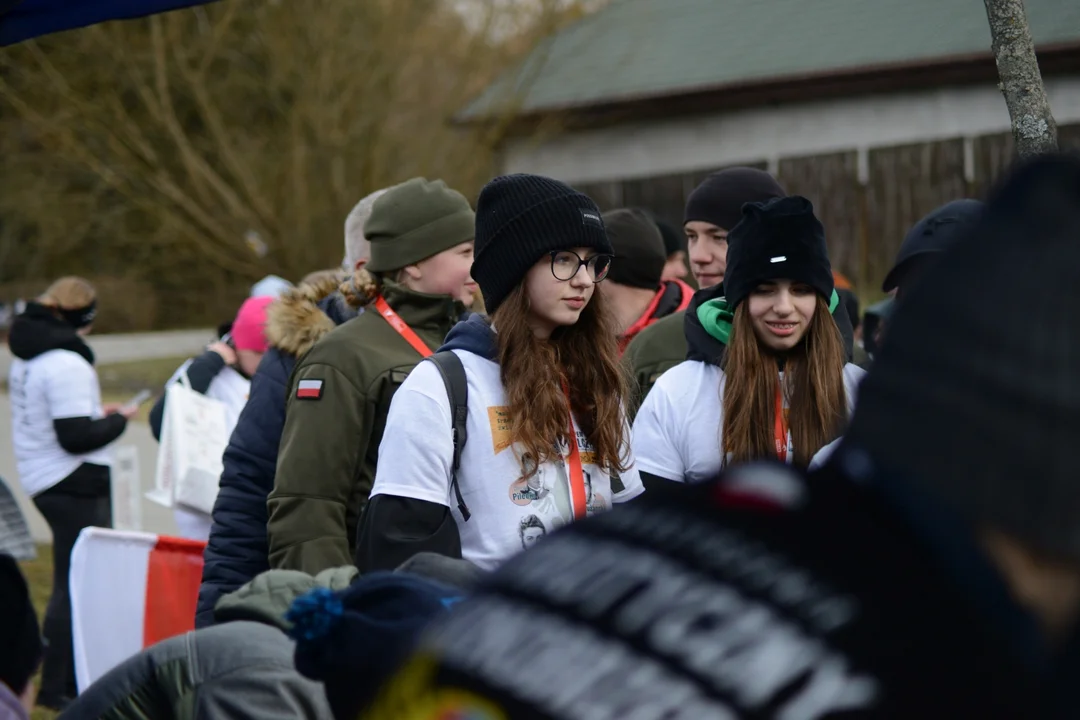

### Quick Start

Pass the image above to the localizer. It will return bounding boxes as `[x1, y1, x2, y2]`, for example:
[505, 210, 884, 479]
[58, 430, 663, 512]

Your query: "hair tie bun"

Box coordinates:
[286, 587, 344, 642]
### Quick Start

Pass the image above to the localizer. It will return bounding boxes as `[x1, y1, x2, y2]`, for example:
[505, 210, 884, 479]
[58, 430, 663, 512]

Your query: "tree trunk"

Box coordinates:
[984, 0, 1058, 156]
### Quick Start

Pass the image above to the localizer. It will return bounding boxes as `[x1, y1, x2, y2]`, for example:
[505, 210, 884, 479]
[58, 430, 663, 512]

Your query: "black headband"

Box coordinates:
[60, 300, 97, 329]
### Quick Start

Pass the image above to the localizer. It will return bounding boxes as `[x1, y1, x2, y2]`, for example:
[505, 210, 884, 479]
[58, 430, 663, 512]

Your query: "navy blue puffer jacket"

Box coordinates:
[195, 276, 358, 627]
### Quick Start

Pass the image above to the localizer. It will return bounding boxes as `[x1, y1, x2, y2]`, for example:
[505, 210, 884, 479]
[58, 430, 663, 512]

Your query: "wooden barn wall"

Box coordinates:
[576, 123, 1080, 304]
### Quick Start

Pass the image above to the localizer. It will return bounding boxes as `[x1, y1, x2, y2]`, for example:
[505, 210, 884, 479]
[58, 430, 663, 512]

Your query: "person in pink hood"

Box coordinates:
[149, 296, 274, 541]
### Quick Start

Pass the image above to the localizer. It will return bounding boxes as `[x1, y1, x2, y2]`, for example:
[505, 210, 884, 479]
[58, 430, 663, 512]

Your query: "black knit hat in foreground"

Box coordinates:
[472, 174, 612, 314]
[846, 153, 1080, 563]
[723, 195, 833, 310]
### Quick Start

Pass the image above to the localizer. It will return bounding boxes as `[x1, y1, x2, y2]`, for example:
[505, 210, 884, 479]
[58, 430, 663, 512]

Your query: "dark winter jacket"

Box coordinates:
[267, 279, 464, 575]
[625, 283, 856, 410]
[362, 451, 1080, 719]
[194, 276, 355, 628]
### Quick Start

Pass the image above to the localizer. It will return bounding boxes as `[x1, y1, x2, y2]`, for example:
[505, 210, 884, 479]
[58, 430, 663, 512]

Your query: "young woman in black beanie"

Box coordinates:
[357, 174, 643, 573]
[633, 196, 864, 482]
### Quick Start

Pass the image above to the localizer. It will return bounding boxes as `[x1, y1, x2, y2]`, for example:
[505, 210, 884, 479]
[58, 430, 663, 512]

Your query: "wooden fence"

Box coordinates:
[577, 123, 1080, 304]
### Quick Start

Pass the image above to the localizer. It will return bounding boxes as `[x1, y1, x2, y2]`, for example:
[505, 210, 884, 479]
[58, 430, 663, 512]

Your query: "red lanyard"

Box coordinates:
[374, 296, 433, 358]
[561, 380, 587, 519]
[774, 381, 788, 462]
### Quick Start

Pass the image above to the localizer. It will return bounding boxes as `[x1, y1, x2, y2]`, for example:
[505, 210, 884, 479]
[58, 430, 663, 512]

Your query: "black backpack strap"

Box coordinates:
[425, 351, 471, 521]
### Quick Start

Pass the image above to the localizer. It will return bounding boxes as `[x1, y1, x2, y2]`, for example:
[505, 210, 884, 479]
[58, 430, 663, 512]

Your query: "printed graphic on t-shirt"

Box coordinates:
[583, 471, 608, 514]
[508, 474, 551, 505]
[487, 406, 512, 454]
[518, 514, 547, 550]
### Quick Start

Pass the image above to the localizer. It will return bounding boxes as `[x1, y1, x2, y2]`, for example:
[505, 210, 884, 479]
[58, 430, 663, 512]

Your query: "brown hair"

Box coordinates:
[38, 276, 96, 310]
[721, 294, 847, 468]
[491, 284, 631, 480]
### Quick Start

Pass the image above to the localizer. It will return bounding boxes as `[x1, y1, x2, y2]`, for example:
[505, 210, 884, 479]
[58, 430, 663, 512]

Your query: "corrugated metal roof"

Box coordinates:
[460, 0, 1080, 120]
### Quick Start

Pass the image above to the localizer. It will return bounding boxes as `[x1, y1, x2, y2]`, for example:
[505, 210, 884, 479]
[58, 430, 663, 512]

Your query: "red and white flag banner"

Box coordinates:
[70, 527, 205, 693]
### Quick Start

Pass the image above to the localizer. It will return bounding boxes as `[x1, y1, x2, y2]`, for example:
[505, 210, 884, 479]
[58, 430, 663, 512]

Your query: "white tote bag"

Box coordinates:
[148, 373, 229, 515]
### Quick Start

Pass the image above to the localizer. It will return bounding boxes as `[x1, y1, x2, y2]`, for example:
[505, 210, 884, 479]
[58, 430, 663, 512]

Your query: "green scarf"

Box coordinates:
[697, 289, 840, 345]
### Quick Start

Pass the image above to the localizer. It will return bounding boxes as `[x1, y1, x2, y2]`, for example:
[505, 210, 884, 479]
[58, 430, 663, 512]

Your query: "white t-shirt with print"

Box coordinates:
[370, 350, 645, 572]
[633, 360, 866, 483]
[8, 349, 113, 496]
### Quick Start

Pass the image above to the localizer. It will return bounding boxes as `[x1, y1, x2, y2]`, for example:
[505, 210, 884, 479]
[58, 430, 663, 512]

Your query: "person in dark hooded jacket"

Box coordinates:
[194, 273, 360, 627]
[6, 277, 135, 710]
[194, 188, 389, 628]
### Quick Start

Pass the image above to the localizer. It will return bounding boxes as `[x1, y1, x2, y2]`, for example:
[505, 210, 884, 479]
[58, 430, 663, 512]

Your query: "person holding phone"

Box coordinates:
[6, 277, 134, 711]
[149, 295, 273, 541]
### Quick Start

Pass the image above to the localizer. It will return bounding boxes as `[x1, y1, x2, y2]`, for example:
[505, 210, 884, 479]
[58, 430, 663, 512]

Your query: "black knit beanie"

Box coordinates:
[472, 174, 612, 314]
[0, 554, 43, 696]
[722, 195, 833, 310]
[684, 167, 786, 231]
[846, 153, 1080, 564]
[654, 216, 687, 256]
[602, 208, 666, 290]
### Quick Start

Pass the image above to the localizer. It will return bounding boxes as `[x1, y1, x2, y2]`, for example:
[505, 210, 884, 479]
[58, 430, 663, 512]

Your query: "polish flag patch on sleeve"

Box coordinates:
[296, 379, 324, 400]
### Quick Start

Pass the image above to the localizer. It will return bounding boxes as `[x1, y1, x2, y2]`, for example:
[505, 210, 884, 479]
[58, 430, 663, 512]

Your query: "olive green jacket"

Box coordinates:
[267, 280, 464, 574]
[623, 308, 688, 414]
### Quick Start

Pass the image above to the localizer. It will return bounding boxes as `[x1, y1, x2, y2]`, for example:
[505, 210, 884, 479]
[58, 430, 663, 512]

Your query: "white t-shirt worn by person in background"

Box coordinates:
[370, 350, 645, 571]
[633, 360, 866, 483]
[8, 348, 112, 496]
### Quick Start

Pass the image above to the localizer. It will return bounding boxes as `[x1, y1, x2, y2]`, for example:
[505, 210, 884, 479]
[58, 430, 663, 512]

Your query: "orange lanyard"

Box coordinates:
[561, 381, 587, 519]
[774, 381, 788, 462]
[374, 296, 433, 358]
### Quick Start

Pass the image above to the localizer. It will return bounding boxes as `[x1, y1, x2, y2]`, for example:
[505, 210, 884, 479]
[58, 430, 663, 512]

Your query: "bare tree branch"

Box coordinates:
[984, 0, 1058, 156]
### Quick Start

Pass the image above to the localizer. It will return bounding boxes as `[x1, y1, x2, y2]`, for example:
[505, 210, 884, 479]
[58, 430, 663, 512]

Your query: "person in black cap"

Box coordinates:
[356, 174, 644, 574]
[359, 154, 1080, 720]
[634, 196, 865, 484]
[654, 215, 690, 282]
[623, 168, 789, 405]
[862, 199, 983, 365]
[598, 208, 693, 354]
[0, 555, 42, 720]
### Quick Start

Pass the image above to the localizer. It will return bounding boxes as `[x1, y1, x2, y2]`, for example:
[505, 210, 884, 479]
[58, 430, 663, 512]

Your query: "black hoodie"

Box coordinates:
[8, 303, 126, 459]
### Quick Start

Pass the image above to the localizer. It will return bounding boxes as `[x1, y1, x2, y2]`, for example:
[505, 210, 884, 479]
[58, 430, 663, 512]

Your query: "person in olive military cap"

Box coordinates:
[268, 178, 478, 575]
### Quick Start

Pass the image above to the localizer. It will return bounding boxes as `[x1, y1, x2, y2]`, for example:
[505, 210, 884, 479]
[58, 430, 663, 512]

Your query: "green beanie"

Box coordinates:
[365, 178, 476, 272]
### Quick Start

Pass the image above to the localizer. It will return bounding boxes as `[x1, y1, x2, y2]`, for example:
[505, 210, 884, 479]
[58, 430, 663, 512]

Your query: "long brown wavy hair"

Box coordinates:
[491, 283, 632, 480]
[721, 294, 847, 468]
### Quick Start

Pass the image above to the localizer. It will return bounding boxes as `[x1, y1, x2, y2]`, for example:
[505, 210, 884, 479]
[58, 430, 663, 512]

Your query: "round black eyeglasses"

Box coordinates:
[549, 250, 613, 282]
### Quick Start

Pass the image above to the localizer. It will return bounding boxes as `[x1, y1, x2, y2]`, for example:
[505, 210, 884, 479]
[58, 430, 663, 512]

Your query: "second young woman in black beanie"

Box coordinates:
[357, 174, 643, 572]
[634, 196, 865, 482]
